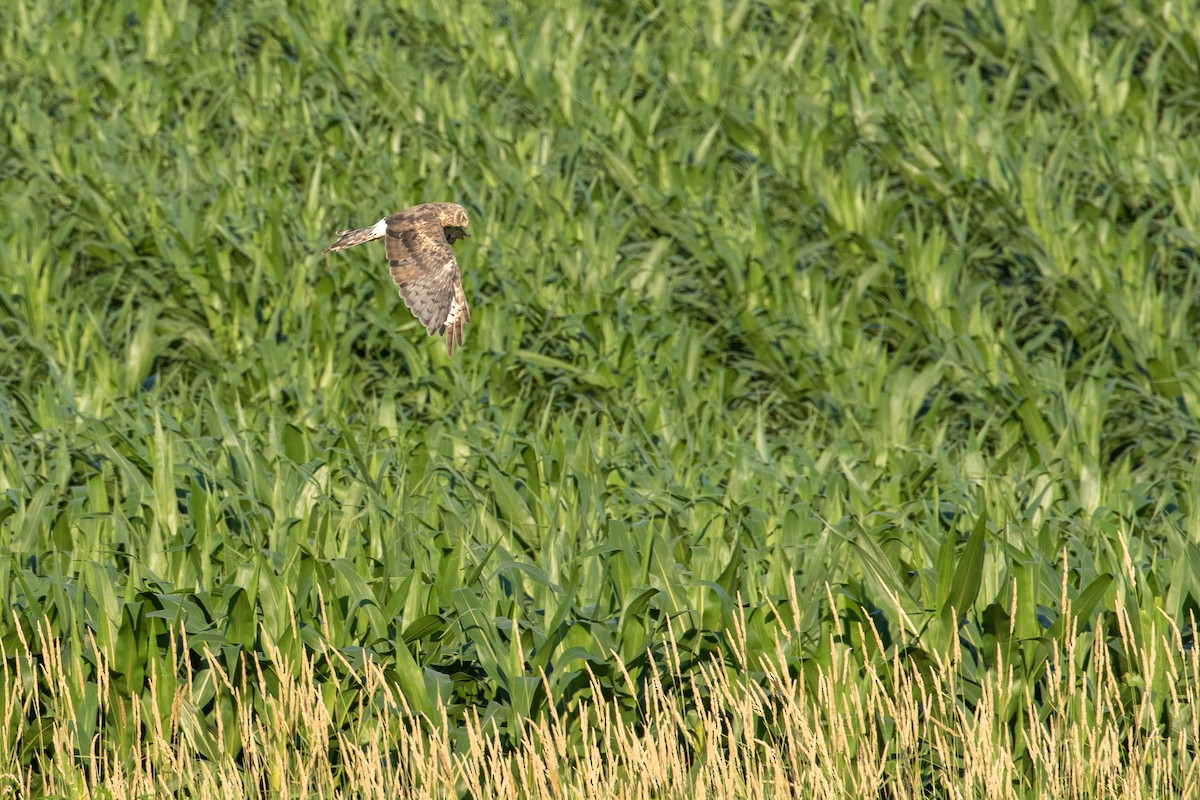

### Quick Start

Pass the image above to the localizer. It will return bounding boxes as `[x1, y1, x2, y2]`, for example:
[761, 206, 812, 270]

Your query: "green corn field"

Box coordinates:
[2, 1, 1200, 797]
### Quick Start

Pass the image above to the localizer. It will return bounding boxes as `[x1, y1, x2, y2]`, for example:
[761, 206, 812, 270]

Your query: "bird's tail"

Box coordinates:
[323, 220, 386, 253]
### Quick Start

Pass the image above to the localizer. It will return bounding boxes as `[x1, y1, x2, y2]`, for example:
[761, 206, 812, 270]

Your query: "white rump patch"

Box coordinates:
[371, 219, 388, 237]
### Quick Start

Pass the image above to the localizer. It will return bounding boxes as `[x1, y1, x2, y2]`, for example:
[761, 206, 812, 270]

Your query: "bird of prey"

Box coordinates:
[324, 202, 472, 356]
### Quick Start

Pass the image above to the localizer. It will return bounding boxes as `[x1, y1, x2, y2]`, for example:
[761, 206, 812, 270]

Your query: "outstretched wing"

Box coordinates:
[385, 209, 471, 356]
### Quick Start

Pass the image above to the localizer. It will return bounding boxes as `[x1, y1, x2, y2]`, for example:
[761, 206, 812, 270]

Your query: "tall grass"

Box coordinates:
[5, 583, 1197, 799]
[3, 0, 1200, 795]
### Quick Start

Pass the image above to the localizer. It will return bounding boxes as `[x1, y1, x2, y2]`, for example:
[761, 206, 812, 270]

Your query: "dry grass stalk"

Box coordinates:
[1, 599, 1196, 800]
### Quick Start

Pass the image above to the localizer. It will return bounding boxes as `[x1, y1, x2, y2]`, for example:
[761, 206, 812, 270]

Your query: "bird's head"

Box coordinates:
[440, 203, 470, 243]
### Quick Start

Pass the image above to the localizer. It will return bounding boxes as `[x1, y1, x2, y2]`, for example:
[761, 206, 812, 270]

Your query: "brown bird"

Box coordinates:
[324, 202, 472, 356]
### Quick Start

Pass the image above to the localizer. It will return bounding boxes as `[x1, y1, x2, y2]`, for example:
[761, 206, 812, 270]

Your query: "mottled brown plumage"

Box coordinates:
[324, 202, 472, 356]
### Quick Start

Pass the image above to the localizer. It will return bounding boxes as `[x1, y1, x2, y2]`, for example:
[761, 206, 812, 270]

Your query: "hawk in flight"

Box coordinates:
[324, 202, 472, 355]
